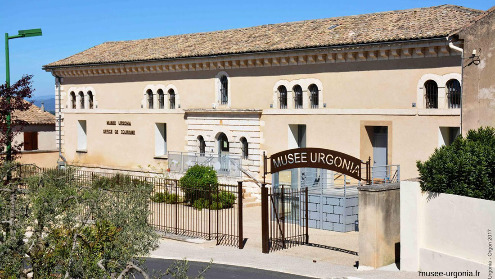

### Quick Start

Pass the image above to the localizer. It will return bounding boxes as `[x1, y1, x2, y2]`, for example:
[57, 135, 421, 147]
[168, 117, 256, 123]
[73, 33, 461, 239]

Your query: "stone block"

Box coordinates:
[309, 211, 320, 220]
[325, 196, 341, 206]
[333, 223, 345, 232]
[308, 203, 319, 211]
[334, 205, 345, 215]
[308, 219, 320, 229]
[309, 195, 320, 204]
[322, 221, 333, 230]
[324, 213, 340, 223]
[322, 204, 334, 213]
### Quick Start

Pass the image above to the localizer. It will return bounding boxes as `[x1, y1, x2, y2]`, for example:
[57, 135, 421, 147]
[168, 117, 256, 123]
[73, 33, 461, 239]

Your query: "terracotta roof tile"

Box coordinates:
[45, 5, 482, 68]
[13, 103, 55, 125]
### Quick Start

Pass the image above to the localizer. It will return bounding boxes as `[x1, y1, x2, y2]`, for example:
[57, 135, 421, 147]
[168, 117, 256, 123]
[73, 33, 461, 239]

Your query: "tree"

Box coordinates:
[0, 167, 160, 278]
[0, 75, 34, 162]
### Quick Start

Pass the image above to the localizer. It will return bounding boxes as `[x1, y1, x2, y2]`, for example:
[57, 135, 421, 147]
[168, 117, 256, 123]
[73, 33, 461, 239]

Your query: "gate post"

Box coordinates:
[305, 187, 309, 244]
[175, 180, 178, 235]
[281, 186, 285, 249]
[261, 183, 269, 253]
[237, 181, 244, 249]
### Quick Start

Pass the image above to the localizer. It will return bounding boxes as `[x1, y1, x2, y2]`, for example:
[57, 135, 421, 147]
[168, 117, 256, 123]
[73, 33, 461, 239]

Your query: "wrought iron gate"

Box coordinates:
[261, 184, 308, 253]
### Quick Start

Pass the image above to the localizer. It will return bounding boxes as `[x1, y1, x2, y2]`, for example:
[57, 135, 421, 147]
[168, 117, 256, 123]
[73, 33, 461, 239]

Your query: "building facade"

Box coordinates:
[453, 6, 495, 135]
[43, 5, 482, 187]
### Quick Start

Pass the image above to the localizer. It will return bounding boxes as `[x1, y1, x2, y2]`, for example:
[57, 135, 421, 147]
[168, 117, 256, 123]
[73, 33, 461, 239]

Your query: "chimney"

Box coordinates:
[40, 102, 45, 112]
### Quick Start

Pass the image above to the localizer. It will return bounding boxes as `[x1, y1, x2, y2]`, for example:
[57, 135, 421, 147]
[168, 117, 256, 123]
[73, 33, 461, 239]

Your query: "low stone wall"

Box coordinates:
[401, 181, 494, 278]
[308, 193, 358, 232]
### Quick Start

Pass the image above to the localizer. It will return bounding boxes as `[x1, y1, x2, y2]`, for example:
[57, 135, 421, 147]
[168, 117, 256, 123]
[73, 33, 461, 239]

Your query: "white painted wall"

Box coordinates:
[401, 181, 495, 278]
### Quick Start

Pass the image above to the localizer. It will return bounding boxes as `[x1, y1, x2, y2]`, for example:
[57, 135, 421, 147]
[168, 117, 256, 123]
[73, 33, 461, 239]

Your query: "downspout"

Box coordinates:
[447, 36, 464, 134]
[53, 74, 67, 168]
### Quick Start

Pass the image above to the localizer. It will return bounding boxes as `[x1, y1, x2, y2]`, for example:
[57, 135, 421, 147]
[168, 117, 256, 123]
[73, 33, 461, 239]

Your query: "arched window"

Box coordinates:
[217, 133, 229, 155]
[424, 80, 438, 109]
[87, 91, 94, 109]
[278, 86, 287, 109]
[169, 89, 176, 109]
[157, 89, 164, 109]
[78, 91, 85, 109]
[220, 75, 228, 105]
[70, 92, 76, 109]
[446, 79, 461, 109]
[309, 84, 319, 109]
[240, 137, 248, 159]
[147, 89, 154, 109]
[198, 135, 206, 156]
[293, 85, 303, 109]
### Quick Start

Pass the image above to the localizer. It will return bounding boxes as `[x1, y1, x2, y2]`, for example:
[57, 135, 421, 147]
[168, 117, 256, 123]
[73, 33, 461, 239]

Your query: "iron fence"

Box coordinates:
[17, 165, 244, 249]
[261, 184, 308, 253]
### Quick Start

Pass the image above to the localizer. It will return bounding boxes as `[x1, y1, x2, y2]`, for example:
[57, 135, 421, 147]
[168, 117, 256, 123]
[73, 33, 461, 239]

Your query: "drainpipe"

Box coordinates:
[53, 74, 67, 168]
[447, 36, 464, 134]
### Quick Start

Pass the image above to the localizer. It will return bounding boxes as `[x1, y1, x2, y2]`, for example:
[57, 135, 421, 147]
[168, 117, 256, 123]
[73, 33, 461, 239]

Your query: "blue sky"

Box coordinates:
[1, 0, 492, 99]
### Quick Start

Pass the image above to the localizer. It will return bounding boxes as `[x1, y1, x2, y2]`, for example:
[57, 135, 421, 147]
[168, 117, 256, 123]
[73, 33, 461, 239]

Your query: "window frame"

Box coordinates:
[424, 80, 438, 109]
[293, 85, 303, 109]
[309, 84, 319, 109]
[168, 89, 176, 109]
[78, 91, 85, 109]
[147, 89, 154, 109]
[446, 79, 461, 109]
[278, 85, 287, 109]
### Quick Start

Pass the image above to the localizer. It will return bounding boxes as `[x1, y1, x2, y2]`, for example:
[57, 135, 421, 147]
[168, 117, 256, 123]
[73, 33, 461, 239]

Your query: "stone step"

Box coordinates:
[243, 196, 257, 203]
[243, 201, 261, 208]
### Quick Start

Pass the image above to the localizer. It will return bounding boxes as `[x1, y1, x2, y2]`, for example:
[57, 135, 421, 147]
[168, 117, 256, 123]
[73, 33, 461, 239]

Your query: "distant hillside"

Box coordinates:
[30, 96, 55, 115]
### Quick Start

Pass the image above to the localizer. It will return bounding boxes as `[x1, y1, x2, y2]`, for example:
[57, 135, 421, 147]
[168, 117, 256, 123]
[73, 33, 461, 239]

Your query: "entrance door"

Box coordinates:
[217, 133, 229, 172]
[372, 127, 388, 180]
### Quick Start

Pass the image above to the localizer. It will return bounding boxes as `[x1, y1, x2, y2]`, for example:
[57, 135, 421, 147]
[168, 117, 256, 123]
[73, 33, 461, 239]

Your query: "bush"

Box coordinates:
[191, 191, 236, 210]
[416, 127, 495, 200]
[179, 165, 218, 204]
[151, 192, 181, 204]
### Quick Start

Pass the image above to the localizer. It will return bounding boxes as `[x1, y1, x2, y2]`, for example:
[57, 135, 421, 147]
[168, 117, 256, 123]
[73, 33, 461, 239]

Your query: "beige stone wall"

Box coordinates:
[17, 151, 58, 168]
[53, 50, 462, 178]
[458, 11, 495, 135]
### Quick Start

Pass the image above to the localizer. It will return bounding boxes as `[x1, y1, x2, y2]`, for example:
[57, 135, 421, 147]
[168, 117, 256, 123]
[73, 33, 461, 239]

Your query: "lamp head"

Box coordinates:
[18, 28, 42, 38]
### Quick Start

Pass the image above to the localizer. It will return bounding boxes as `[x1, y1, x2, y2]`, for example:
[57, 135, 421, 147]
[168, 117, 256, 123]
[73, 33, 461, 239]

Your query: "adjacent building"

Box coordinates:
[43, 5, 482, 189]
[452, 6, 495, 135]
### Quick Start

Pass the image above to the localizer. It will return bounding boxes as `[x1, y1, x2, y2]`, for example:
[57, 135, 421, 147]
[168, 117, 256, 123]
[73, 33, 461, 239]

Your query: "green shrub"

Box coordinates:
[91, 174, 152, 191]
[151, 192, 181, 204]
[416, 127, 495, 200]
[179, 165, 218, 204]
[191, 191, 236, 210]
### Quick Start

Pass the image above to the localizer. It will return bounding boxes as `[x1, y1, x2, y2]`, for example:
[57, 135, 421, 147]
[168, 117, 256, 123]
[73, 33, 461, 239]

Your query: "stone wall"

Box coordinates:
[308, 193, 358, 232]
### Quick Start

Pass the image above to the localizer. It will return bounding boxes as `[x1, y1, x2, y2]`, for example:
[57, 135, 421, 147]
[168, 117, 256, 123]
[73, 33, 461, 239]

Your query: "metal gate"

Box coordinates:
[261, 184, 308, 253]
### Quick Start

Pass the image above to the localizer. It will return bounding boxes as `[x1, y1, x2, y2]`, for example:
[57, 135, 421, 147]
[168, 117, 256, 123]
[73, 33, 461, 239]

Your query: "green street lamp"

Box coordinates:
[4, 28, 42, 161]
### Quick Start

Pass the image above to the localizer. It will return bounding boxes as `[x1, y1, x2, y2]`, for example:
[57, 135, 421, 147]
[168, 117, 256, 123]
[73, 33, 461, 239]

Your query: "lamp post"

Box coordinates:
[4, 28, 42, 161]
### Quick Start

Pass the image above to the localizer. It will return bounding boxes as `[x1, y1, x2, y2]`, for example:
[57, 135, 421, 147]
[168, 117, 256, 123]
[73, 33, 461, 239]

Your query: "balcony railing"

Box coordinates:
[168, 152, 242, 178]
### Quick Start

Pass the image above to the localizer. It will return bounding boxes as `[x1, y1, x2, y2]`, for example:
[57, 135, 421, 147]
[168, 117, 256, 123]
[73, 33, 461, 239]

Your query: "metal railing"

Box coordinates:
[18, 165, 244, 249]
[370, 165, 400, 184]
[261, 184, 308, 253]
[168, 152, 242, 178]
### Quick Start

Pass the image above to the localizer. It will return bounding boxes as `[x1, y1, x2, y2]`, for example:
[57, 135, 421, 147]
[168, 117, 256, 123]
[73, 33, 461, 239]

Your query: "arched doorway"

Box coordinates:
[217, 133, 229, 171]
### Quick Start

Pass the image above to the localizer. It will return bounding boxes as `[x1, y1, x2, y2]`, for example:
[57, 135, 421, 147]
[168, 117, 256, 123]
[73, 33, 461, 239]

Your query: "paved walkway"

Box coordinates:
[150, 206, 435, 279]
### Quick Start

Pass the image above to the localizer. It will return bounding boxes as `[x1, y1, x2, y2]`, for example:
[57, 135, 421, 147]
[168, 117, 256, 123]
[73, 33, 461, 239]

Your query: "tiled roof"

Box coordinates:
[451, 5, 495, 35]
[45, 5, 482, 68]
[13, 103, 55, 125]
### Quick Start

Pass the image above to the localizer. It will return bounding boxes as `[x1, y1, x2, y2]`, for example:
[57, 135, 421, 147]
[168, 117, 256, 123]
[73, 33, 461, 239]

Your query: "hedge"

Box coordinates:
[416, 127, 495, 200]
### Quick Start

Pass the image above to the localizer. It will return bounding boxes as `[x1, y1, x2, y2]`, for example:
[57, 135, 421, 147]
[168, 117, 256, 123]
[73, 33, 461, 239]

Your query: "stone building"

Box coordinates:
[13, 103, 58, 167]
[451, 6, 495, 135]
[43, 5, 481, 190]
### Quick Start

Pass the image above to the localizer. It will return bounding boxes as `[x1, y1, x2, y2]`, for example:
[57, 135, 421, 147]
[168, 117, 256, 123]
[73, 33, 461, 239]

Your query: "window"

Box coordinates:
[424, 80, 438, 109]
[155, 123, 167, 156]
[278, 86, 287, 109]
[217, 133, 229, 154]
[88, 91, 94, 109]
[439, 127, 460, 146]
[79, 91, 85, 109]
[23, 132, 38, 151]
[70, 92, 76, 109]
[220, 75, 228, 105]
[198, 135, 206, 156]
[240, 137, 248, 159]
[293, 85, 303, 109]
[77, 120, 87, 151]
[147, 89, 154, 109]
[157, 89, 164, 109]
[446, 79, 461, 109]
[169, 89, 176, 109]
[309, 84, 319, 109]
